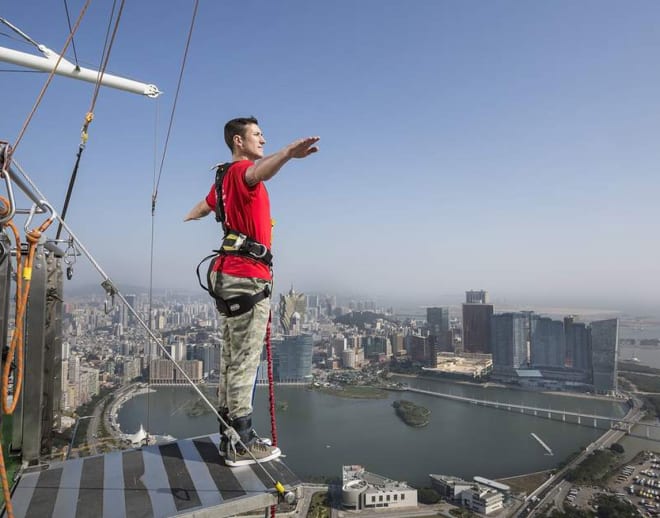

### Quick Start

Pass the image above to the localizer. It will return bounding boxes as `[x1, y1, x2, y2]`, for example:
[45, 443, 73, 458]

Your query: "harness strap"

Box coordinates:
[196, 253, 271, 318]
[221, 230, 273, 266]
[214, 285, 271, 317]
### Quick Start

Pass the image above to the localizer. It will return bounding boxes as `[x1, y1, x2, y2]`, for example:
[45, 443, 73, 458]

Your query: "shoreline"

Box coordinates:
[390, 372, 620, 402]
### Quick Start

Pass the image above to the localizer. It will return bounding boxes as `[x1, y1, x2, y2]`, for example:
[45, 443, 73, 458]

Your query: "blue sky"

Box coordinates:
[0, 1, 659, 313]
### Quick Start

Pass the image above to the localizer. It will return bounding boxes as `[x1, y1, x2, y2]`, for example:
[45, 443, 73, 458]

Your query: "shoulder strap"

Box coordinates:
[214, 162, 234, 230]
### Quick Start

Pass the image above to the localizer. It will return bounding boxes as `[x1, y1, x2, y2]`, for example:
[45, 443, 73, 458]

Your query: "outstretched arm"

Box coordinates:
[245, 136, 320, 187]
[184, 199, 212, 221]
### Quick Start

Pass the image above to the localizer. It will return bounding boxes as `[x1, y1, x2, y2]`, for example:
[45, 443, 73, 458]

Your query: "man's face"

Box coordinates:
[236, 123, 265, 160]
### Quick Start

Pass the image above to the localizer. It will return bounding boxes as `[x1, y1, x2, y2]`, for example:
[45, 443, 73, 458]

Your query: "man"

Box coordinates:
[185, 117, 319, 466]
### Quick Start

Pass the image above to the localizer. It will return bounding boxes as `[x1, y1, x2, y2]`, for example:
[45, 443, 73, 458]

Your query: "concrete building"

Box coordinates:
[462, 291, 493, 354]
[427, 307, 450, 352]
[430, 474, 505, 515]
[150, 358, 174, 383]
[342, 465, 417, 511]
[565, 316, 591, 371]
[590, 318, 619, 393]
[463, 486, 504, 515]
[491, 312, 527, 371]
[274, 334, 313, 383]
[530, 316, 565, 368]
[429, 474, 472, 500]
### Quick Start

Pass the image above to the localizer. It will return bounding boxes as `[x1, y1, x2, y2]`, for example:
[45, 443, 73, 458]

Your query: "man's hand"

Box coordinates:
[286, 136, 320, 159]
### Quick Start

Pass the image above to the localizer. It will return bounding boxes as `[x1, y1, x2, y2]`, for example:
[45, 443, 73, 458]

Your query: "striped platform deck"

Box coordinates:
[5, 433, 301, 518]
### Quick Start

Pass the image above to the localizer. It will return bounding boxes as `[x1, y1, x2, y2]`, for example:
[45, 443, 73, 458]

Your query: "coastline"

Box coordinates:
[391, 372, 620, 402]
[107, 383, 157, 438]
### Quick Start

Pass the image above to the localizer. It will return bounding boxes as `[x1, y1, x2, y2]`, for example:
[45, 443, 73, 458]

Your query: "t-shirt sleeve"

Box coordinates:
[225, 161, 256, 198]
[205, 185, 216, 209]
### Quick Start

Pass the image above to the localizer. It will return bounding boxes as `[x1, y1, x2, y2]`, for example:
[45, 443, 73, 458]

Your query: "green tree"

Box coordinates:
[609, 443, 624, 454]
[418, 487, 440, 504]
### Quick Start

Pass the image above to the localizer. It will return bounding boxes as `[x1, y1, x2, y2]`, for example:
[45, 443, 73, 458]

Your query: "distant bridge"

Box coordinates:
[403, 387, 659, 439]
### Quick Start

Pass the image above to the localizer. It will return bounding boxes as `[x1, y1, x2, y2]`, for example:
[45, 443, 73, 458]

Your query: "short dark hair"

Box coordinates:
[224, 117, 259, 152]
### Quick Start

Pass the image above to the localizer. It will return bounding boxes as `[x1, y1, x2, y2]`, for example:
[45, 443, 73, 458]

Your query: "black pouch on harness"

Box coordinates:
[195, 253, 270, 318]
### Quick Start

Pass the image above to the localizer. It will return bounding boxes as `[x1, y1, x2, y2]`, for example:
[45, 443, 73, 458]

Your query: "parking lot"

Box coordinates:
[605, 450, 660, 516]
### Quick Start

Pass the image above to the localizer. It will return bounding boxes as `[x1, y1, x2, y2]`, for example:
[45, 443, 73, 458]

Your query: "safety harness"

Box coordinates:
[196, 162, 272, 317]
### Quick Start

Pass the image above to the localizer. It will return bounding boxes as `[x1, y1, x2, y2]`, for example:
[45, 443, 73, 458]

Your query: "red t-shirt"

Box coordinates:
[205, 160, 272, 280]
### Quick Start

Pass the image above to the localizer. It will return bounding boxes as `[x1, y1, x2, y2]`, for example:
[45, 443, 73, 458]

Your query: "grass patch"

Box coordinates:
[307, 491, 329, 518]
[497, 471, 551, 494]
[619, 372, 660, 393]
[618, 362, 660, 375]
[393, 400, 431, 427]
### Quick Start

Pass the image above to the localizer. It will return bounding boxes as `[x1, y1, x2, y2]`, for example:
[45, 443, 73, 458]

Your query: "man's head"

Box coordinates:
[224, 116, 265, 160]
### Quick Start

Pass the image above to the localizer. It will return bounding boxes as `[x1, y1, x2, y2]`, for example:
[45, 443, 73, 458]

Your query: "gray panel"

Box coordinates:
[22, 244, 47, 461]
[141, 444, 178, 518]
[52, 457, 83, 517]
[103, 450, 127, 518]
[8, 470, 39, 518]
[176, 438, 223, 509]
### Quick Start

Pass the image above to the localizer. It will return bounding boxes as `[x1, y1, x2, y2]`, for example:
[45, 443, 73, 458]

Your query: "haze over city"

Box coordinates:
[0, 1, 658, 314]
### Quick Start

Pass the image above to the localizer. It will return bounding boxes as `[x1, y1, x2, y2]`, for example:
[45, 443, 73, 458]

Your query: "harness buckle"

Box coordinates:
[231, 233, 246, 250]
[250, 243, 268, 259]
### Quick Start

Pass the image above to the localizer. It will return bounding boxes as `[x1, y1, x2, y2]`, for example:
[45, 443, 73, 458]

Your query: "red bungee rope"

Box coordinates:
[265, 311, 278, 517]
[266, 310, 278, 446]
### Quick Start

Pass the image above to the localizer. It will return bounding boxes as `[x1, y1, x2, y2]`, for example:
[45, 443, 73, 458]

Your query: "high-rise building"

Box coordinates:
[530, 316, 566, 368]
[150, 358, 174, 383]
[427, 307, 450, 352]
[491, 313, 527, 369]
[462, 291, 493, 353]
[466, 290, 489, 304]
[274, 334, 313, 382]
[564, 316, 591, 371]
[279, 287, 307, 335]
[406, 334, 431, 363]
[590, 318, 619, 393]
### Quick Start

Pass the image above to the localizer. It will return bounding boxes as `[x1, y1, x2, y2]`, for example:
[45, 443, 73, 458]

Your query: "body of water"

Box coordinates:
[118, 377, 630, 487]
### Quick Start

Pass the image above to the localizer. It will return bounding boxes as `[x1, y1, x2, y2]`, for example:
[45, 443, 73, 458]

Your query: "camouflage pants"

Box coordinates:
[210, 272, 271, 420]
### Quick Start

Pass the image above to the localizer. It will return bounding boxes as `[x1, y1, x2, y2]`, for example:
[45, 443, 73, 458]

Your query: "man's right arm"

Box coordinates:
[244, 136, 320, 187]
[184, 199, 212, 221]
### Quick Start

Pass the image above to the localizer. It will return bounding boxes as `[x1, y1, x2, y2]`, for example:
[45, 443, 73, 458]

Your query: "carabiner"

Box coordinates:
[25, 200, 56, 235]
[64, 238, 78, 266]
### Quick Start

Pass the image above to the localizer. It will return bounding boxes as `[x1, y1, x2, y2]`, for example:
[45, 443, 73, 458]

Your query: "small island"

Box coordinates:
[392, 399, 431, 427]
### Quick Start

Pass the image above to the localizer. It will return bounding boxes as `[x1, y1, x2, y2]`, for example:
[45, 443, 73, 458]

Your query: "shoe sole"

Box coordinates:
[224, 446, 282, 467]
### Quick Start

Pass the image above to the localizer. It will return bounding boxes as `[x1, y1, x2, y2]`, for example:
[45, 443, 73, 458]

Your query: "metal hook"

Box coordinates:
[25, 199, 55, 234]
[101, 279, 117, 314]
[64, 238, 78, 266]
[0, 145, 16, 225]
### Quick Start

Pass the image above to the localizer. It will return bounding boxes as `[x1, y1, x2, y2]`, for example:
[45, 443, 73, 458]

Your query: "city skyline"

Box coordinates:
[0, 2, 659, 314]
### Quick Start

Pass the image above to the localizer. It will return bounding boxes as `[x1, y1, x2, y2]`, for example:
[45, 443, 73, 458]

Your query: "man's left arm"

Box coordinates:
[184, 199, 212, 221]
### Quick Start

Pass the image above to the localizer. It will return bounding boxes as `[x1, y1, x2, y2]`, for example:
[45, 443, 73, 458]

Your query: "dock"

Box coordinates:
[530, 432, 553, 455]
[4, 433, 301, 518]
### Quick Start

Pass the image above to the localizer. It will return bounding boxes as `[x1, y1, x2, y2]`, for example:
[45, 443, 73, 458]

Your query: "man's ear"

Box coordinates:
[233, 134, 242, 149]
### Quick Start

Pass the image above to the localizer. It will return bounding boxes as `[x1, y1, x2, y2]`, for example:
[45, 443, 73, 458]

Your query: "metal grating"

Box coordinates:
[5, 433, 301, 518]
